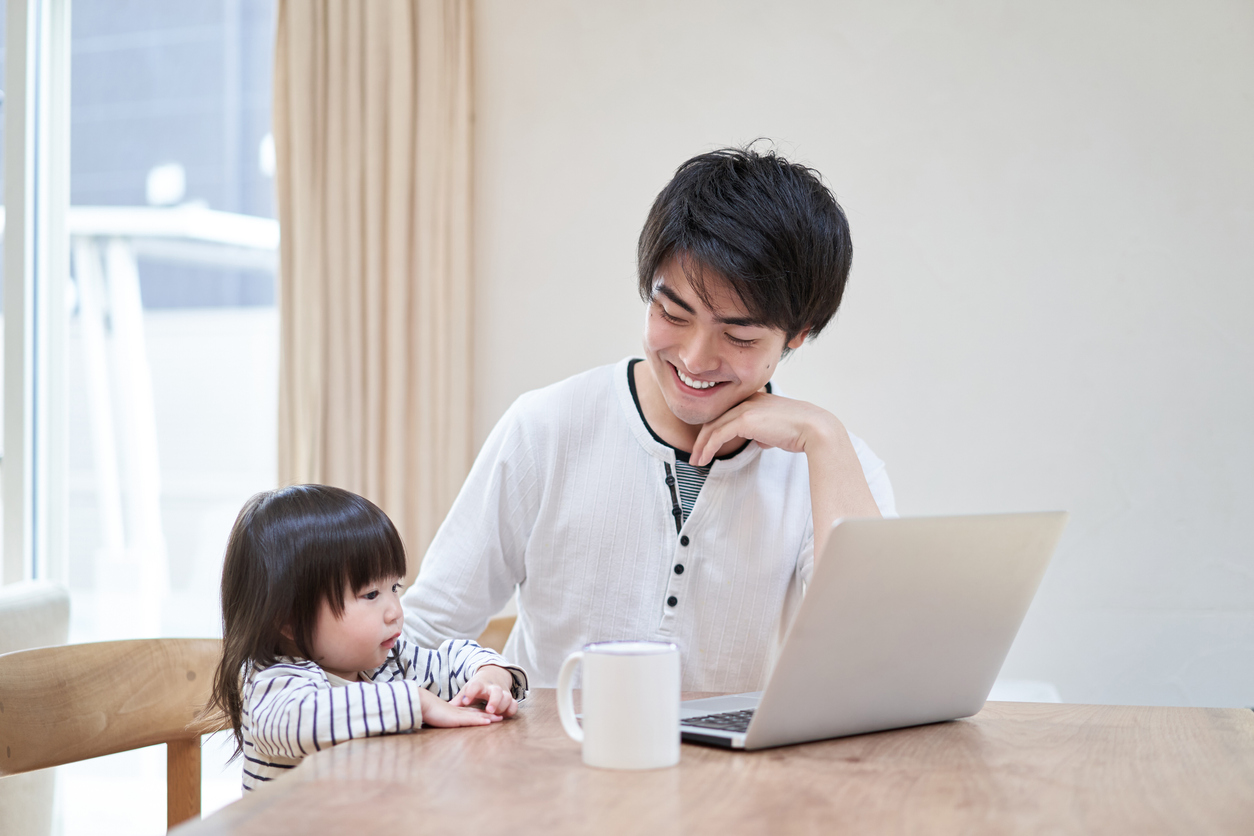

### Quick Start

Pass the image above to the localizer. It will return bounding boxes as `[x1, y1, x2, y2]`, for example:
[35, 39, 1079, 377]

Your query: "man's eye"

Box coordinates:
[659, 308, 685, 324]
[726, 334, 756, 347]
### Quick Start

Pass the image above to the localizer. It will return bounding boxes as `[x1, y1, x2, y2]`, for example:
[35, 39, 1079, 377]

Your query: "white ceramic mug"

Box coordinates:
[556, 640, 681, 770]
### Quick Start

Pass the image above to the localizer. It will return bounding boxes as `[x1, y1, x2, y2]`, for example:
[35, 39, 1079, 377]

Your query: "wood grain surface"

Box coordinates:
[175, 690, 1254, 836]
[0, 638, 224, 774]
[0, 638, 228, 828]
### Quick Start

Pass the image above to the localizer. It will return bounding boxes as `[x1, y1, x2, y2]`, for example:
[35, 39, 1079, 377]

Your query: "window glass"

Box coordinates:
[62, 3, 278, 827]
[68, 0, 277, 642]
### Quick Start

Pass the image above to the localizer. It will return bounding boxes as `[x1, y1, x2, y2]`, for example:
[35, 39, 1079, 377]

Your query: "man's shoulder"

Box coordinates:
[505, 359, 625, 425]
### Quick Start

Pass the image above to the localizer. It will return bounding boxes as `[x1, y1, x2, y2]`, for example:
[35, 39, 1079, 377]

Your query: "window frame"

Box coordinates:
[4, 0, 71, 584]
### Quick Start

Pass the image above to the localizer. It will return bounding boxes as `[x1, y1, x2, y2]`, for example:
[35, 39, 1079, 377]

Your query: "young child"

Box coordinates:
[206, 484, 527, 791]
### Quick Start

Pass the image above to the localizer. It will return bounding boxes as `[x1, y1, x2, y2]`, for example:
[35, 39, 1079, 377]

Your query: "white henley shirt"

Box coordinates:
[403, 358, 896, 692]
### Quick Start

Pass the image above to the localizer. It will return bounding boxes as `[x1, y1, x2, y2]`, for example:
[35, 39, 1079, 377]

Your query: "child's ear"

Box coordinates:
[275, 624, 301, 657]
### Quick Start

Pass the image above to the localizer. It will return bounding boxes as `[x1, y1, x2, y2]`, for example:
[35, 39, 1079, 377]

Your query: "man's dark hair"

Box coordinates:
[637, 144, 852, 342]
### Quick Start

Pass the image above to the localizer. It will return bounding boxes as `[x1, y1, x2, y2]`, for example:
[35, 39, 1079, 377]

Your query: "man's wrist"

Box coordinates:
[801, 411, 845, 457]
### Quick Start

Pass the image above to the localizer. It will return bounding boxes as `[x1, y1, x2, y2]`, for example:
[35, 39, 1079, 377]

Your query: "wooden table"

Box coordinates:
[177, 690, 1254, 835]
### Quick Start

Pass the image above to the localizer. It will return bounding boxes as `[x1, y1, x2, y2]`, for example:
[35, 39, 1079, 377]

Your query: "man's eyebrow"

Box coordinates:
[654, 282, 766, 328]
[654, 284, 696, 315]
[716, 314, 764, 328]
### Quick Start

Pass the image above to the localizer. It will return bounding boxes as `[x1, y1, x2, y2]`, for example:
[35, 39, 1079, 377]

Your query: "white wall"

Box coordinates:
[473, 0, 1254, 707]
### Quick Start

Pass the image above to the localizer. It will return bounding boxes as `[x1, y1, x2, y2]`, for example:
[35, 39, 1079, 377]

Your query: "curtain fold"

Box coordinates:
[274, 0, 473, 581]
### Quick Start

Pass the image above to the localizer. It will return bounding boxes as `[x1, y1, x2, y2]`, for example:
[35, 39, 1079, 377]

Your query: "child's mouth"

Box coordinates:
[381, 633, 401, 649]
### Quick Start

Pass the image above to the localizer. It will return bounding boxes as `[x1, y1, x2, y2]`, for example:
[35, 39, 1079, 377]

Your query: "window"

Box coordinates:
[66, 0, 278, 646]
[3, 2, 279, 829]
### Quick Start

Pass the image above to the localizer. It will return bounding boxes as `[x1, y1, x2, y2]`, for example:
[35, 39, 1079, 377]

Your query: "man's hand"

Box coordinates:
[689, 391, 835, 466]
[452, 664, 520, 718]
[417, 687, 503, 728]
[690, 392, 881, 559]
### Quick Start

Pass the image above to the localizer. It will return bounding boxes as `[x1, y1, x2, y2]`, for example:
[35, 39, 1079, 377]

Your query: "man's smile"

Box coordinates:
[672, 362, 727, 393]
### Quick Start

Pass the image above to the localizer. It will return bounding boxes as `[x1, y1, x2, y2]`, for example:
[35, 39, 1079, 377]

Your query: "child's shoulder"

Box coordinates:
[247, 656, 329, 685]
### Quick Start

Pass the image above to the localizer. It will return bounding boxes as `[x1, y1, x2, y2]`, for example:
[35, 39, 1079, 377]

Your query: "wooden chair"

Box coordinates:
[0, 638, 227, 830]
[476, 614, 516, 654]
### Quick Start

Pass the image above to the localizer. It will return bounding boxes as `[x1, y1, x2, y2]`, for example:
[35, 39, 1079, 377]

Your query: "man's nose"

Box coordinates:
[681, 328, 720, 374]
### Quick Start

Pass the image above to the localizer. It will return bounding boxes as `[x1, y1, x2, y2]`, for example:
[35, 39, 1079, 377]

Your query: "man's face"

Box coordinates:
[642, 257, 806, 428]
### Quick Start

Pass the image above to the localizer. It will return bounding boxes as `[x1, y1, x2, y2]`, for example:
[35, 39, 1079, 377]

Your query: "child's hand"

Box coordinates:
[417, 687, 502, 728]
[452, 665, 520, 718]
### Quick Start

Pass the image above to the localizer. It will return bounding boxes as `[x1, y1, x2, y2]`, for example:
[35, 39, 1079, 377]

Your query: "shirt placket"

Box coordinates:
[658, 462, 687, 634]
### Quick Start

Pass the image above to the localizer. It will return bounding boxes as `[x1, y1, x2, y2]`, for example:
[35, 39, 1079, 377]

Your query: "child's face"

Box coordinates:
[310, 576, 405, 681]
[642, 256, 807, 428]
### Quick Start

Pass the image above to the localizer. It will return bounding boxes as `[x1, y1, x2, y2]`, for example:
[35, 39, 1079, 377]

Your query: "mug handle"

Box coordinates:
[556, 650, 585, 743]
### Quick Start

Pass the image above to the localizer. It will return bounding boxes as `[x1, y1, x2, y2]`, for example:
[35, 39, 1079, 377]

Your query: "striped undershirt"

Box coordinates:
[672, 459, 711, 523]
[627, 359, 769, 525]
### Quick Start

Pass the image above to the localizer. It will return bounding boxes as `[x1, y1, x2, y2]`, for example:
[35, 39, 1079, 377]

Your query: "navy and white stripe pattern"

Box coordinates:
[240, 635, 526, 791]
[672, 459, 711, 523]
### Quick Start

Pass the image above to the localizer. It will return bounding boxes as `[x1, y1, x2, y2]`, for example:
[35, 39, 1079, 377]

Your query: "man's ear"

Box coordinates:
[786, 327, 811, 351]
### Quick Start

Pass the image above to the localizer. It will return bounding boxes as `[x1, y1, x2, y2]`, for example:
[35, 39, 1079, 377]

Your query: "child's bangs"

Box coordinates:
[266, 485, 408, 621]
[318, 499, 407, 614]
[341, 526, 407, 593]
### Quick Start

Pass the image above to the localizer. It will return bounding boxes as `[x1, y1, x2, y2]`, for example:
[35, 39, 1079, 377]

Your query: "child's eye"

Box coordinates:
[391, 583, 402, 594]
[362, 590, 379, 600]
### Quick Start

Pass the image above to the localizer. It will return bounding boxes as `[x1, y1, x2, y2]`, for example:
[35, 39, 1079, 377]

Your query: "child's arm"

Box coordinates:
[390, 634, 528, 709]
[244, 660, 495, 761]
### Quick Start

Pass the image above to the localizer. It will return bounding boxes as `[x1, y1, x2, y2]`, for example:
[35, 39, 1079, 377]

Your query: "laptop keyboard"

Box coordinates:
[682, 709, 755, 733]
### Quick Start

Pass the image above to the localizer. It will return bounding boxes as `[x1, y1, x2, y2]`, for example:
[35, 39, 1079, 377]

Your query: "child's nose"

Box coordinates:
[385, 595, 403, 623]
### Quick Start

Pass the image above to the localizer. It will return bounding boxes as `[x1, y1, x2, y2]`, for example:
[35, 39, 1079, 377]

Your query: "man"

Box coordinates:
[403, 146, 895, 691]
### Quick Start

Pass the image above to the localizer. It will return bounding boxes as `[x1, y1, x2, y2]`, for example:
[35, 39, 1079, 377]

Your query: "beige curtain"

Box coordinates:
[273, 0, 473, 581]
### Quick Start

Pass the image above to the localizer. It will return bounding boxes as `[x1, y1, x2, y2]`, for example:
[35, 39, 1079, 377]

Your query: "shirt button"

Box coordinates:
[674, 564, 684, 575]
[672, 507, 682, 518]
[680, 535, 690, 546]
[667, 596, 678, 607]
[665, 476, 676, 487]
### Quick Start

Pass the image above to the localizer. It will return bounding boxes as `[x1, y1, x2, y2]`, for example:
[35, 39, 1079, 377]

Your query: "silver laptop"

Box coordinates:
[680, 512, 1067, 749]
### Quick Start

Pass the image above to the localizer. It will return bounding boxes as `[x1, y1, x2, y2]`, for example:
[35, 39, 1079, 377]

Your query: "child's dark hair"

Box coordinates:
[204, 484, 407, 756]
[637, 143, 853, 345]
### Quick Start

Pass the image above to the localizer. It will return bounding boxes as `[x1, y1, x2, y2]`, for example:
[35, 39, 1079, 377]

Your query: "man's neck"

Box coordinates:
[632, 360, 747, 458]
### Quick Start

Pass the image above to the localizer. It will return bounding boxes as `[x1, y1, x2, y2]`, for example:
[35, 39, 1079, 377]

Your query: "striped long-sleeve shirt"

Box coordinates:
[240, 635, 527, 791]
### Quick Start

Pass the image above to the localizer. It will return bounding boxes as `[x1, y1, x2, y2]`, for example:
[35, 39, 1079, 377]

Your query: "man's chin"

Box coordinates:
[664, 399, 726, 428]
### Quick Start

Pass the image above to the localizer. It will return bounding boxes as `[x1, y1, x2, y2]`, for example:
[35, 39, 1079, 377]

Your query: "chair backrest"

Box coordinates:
[0, 638, 226, 829]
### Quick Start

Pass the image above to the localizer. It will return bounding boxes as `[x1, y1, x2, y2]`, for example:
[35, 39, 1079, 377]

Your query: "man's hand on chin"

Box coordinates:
[691, 392, 881, 559]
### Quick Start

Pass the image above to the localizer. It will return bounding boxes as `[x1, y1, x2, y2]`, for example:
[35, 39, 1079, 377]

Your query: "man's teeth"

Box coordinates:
[677, 369, 718, 389]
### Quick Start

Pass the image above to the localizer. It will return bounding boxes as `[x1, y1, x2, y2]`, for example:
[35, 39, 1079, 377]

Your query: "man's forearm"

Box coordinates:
[807, 421, 881, 561]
